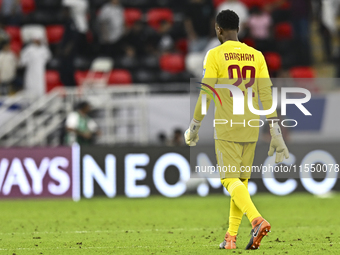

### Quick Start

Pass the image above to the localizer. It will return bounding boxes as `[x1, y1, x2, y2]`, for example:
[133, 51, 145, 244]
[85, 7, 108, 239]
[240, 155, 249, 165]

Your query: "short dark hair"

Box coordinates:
[216, 10, 239, 31]
[76, 101, 90, 110]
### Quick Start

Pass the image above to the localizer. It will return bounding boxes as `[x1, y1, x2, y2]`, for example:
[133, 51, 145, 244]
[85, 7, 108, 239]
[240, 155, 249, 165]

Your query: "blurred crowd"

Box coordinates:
[0, 0, 339, 97]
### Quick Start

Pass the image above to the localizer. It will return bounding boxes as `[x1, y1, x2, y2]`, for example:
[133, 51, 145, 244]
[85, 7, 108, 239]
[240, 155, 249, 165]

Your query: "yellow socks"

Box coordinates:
[228, 196, 243, 236]
[227, 178, 248, 236]
[221, 178, 261, 235]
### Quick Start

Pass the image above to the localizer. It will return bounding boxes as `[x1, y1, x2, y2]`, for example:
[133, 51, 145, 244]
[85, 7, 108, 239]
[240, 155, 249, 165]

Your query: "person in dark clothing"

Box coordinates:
[58, 7, 78, 86]
[145, 19, 177, 54]
[315, 0, 333, 62]
[171, 128, 184, 146]
[123, 20, 148, 57]
[1, 0, 22, 25]
[290, 0, 313, 66]
[184, 0, 215, 52]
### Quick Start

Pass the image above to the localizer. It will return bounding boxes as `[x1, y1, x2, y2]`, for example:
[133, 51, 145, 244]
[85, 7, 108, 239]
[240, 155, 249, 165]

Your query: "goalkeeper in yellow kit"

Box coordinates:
[184, 10, 289, 250]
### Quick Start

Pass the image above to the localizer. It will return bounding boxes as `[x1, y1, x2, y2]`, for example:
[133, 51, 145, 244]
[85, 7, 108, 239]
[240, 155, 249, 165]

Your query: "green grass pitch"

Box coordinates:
[0, 193, 339, 254]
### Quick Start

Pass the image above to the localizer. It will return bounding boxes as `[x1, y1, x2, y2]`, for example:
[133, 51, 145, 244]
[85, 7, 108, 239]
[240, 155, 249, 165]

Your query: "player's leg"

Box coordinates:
[215, 140, 242, 249]
[220, 177, 264, 249]
[241, 142, 271, 250]
[227, 178, 248, 237]
[221, 178, 261, 225]
[216, 140, 252, 249]
[216, 140, 261, 222]
[220, 179, 249, 249]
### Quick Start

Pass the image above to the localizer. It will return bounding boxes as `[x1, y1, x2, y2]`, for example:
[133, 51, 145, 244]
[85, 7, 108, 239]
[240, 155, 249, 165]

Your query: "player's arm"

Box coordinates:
[258, 53, 289, 163]
[184, 50, 218, 146]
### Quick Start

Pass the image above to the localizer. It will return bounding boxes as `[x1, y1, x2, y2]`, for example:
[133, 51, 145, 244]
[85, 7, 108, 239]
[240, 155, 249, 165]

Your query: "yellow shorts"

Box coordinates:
[215, 140, 257, 179]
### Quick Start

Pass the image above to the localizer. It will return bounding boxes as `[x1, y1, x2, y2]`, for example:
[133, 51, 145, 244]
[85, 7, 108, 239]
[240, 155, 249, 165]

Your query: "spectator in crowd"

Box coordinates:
[0, 42, 17, 95]
[62, 0, 89, 55]
[186, 52, 205, 78]
[290, 0, 312, 66]
[123, 20, 147, 56]
[158, 132, 167, 146]
[1, 0, 22, 25]
[185, 0, 215, 52]
[318, 0, 340, 62]
[119, 45, 137, 69]
[59, 7, 78, 86]
[97, 0, 125, 57]
[20, 32, 51, 97]
[158, 19, 176, 53]
[65, 101, 99, 145]
[146, 19, 176, 54]
[248, 7, 273, 52]
[0, 22, 10, 50]
[170, 128, 184, 146]
[216, 0, 249, 38]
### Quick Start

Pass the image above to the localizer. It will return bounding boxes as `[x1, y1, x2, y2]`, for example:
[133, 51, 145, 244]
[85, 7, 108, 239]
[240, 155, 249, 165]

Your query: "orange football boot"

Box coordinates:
[245, 217, 271, 250]
[219, 232, 237, 249]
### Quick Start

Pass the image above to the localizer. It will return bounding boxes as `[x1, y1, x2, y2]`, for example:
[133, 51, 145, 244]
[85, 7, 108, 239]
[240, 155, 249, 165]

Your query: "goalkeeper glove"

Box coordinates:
[184, 119, 201, 146]
[268, 122, 289, 163]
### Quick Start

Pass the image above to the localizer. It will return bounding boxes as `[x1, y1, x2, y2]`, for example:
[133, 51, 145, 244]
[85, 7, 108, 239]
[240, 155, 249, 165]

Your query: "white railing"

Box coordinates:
[0, 85, 149, 147]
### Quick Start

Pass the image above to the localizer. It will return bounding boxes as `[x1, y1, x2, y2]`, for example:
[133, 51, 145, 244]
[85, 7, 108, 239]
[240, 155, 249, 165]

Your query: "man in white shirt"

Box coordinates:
[97, 0, 125, 56]
[20, 32, 51, 97]
[62, 0, 89, 33]
[0, 42, 17, 95]
[217, 0, 249, 37]
[62, 0, 89, 55]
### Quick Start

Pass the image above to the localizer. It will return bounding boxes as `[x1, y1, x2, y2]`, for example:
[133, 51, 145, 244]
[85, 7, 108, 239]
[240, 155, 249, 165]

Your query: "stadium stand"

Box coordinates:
[46, 25, 64, 44]
[160, 53, 185, 73]
[0, 0, 321, 94]
[45, 70, 63, 92]
[147, 8, 173, 29]
[290, 66, 315, 79]
[21, 0, 36, 14]
[124, 8, 143, 27]
[264, 52, 282, 73]
[274, 22, 293, 41]
[108, 69, 133, 84]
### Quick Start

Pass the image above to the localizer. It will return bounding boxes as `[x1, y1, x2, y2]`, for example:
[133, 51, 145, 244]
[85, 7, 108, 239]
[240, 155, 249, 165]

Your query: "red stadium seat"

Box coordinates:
[76, 70, 129, 86]
[124, 8, 142, 27]
[264, 52, 282, 72]
[240, 0, 257, 8]
[290, 66, 319, 93]
[258, 0, 290, 9]
[10, 40, 22, 55]
[45, 71, 63, 92]
[46, 25, 64, 44]
[175, 39, 188, 55]
[280, 0, 291, 9]
[275, 22, 293, 40]
[240, 0, 287, 9]
[290, 67, 315, 79]
[21, 0, 35, 14]
[213, 0, 225, 8]
[242, 38, 255, 48]
[5, 26, 21, 43]
[108, 69, 132, 85]
[147, 8, 173, 30]
[160, 54, 185, 74]
[74, 70, 88, 86]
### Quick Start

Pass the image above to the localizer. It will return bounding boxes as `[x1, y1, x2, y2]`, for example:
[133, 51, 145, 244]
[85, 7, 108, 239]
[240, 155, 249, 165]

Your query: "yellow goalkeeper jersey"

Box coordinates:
[194, 40, 277, 142]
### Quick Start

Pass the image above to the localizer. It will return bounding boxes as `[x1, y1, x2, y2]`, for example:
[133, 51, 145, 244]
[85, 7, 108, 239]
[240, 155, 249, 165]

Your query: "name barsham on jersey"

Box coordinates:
[224, 53, 255, 61]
